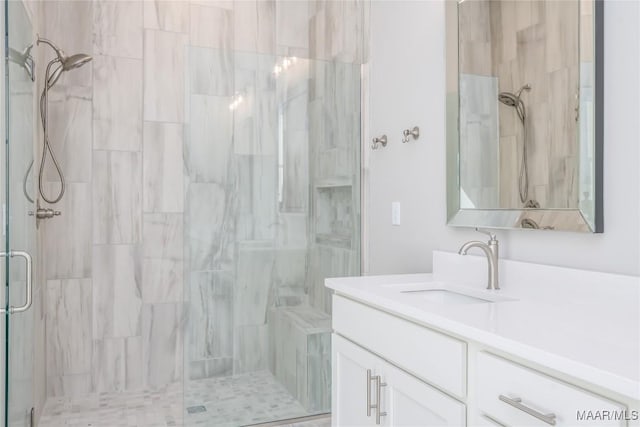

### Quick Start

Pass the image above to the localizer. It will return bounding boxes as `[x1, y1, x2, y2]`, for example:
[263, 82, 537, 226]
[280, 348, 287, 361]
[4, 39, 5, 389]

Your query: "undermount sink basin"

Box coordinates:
[401, 289, 493, 304]
[382, 282, 517, 304]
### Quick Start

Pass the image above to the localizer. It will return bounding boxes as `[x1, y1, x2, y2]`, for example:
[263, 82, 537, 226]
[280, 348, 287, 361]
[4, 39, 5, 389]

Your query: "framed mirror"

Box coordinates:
[446, 0, 603, 232]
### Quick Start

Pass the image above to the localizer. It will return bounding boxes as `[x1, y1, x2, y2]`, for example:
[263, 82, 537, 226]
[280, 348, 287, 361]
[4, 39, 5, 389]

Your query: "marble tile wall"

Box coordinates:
[41, 0, 185, 398]
[41, 0, 366, 403]
[459, 0, 580, 209]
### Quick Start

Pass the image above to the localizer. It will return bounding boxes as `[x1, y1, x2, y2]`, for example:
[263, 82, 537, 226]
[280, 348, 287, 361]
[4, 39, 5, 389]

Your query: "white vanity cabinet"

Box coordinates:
[331, 294, 636, 427]
[332, 334, 466, 426]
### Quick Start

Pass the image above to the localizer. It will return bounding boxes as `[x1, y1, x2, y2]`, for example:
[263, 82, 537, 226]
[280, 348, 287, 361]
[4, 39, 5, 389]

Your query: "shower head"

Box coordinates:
[498, 84, 531, 106]
[498, 84, 531, 123]
[498, 92, 519, 107]
[62, 53, 93, 70]
[37, 35, 93, 88]
[8, 44, 35, 81]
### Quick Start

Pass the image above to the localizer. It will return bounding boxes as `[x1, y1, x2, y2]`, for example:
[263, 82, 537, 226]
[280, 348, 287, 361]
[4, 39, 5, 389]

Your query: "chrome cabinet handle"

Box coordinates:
[374, 375, 387, 425]
[367, 369, 373, 416]
[0, 250, 33, 314]
[499, 395, 556, 425]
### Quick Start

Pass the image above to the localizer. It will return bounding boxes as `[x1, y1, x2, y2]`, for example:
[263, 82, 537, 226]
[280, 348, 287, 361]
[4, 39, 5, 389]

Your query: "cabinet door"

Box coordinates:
[332, 334, 380, 427]
[379, 357, 466, 426]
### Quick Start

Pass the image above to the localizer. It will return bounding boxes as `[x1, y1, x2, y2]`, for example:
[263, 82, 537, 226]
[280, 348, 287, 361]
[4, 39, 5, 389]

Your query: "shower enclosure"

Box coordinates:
[182, 48, 362, 425]
[1, 1, 365, 426]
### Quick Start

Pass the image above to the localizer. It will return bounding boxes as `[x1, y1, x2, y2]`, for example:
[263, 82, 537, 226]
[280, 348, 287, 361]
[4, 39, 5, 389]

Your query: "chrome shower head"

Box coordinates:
[62, 53, 93, 70]
[37, 35, 93, 88]
[498, 92, 519, 107]
[498, 83, 531, 124]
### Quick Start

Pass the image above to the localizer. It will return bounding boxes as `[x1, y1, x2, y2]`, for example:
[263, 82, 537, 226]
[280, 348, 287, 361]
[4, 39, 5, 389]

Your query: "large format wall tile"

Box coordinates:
[188, 271, 233, 362]
[93, 336, 143, 392]
[142, 303, 184, 387]
[281, 92, 309, 213]
[189, 4, 232, 49]
[233, 0, 275, 54]
[235, 155, 277, 241]
[188, 357, 232, 381]
[276, 1, 309, 51]
[235, 245, 275, 326]
[46, 374, 93, 398]
[45, 86, 92, 183]
[233, 324, 269, 374]
[92, 244, 142, 339]
[93, 0, 143, 59]
[144, 0, 189, 33]
[143, 213, 183, 261]
[186, 183, 235, 271]
[233, 54, 278, 156]
[189, 46, 233, 96]
[144, 30, 187, 123]
[143, 122, 184, 213]
[44, 183, 92, 280]
[142, 259, 183, 304]
[186, 95, 232, 183]
[45, 279, 92, 376]
[275, 213, 307, 249]
[272, 249, 308, 306]
[93, 150, 142, 245]
[93, 55, 143, 151]
[309, 0, 368, 63]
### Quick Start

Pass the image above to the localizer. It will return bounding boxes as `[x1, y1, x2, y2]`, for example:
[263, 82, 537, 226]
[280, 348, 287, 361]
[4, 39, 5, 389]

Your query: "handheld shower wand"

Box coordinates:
[36, 35, 93, 204]
[498, 84, 531, 205]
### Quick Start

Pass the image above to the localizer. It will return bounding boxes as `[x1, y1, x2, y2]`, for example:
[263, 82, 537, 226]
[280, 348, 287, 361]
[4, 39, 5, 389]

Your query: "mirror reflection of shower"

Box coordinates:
[498, 83, 537, 207]
[36, 35, 93, 204]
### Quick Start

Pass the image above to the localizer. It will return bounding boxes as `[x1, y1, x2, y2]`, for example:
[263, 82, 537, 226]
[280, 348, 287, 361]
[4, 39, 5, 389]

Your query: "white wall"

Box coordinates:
[366, 0, 640, 276]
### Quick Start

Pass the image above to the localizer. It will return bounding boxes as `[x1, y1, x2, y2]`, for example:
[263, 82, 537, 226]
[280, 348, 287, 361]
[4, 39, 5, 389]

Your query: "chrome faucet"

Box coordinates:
[458, 229, 500, 290]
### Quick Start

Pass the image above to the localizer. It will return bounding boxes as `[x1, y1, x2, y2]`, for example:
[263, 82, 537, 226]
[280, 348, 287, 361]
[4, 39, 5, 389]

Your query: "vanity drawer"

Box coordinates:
[477, 352, 627, 426]
[332, 295, 467, 398]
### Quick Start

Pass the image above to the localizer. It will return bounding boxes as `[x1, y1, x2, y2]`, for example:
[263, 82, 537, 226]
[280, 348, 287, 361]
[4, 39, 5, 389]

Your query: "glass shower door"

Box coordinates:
[184, 47, 361, 426]
[3, 0, 36, 426]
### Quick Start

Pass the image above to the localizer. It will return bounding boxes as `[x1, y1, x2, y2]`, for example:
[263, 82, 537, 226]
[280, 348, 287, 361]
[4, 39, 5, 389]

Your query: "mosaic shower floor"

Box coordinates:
[38, 371, 323, 427]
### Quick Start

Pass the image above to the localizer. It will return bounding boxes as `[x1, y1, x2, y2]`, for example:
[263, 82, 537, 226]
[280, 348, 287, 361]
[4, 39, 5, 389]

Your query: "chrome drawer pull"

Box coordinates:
[367, 369, 373, 416]
[499, 395, 556, 425]
[375, 376, 387, 425]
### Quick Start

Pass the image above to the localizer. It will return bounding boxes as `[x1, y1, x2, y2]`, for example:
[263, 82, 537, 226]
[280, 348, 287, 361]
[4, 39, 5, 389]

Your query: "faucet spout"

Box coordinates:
[458, 235, 500, 290]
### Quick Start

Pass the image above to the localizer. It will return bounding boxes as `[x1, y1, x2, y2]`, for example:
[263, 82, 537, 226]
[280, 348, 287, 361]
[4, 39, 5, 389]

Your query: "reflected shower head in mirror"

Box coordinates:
[498, 84, 530, 124]
[498, 84, 532, 205]
[8, 44, 35, 81]
[36, 35, 93, 204]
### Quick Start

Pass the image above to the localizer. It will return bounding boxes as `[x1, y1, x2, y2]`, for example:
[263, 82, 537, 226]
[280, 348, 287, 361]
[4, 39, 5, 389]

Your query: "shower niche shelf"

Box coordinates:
[313, 181, 355, 249]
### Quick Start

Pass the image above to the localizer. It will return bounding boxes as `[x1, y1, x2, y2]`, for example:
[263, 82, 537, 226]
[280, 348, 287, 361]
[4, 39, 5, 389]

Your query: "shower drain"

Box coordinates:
[186, 405, 207, 414]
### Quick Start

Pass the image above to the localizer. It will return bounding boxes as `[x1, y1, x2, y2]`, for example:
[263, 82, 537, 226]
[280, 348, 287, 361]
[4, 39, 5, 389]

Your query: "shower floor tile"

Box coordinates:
[38, 371, 319, 427]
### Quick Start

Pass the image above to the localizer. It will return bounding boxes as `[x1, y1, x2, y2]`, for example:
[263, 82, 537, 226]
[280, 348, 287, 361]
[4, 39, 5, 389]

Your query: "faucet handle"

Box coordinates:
[475, 228, 497, 242]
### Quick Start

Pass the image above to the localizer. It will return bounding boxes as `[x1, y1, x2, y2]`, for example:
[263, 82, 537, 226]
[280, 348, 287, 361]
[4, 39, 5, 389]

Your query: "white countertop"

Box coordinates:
[326, 251, 640, 401]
